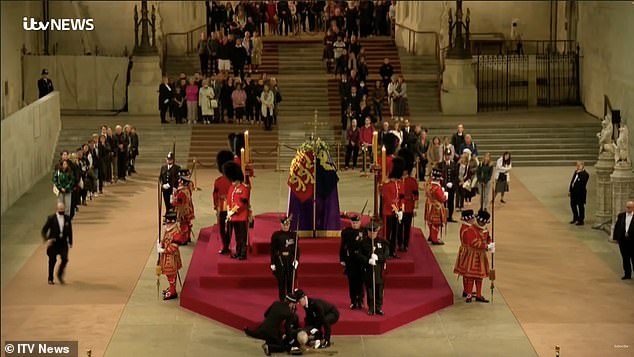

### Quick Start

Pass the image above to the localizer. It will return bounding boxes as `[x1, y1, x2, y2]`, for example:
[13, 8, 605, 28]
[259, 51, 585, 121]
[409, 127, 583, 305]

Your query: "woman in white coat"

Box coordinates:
[494, 152, 512, 203]
[198, 79, 215, 124]
[260, 84, 275, 131]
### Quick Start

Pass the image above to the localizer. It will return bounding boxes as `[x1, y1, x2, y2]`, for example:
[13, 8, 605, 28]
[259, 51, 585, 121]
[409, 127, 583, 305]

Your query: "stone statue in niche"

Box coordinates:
[597, 114, 614, 155]
[613, 126, 631, 166]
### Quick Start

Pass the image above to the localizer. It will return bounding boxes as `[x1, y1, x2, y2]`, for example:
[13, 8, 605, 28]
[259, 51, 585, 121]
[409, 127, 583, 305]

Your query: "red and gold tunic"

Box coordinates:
[453, 224, 490, 279]
[160, 224, 183, 276]
[424, 181, 447, 226]
[213, 175, 232, 212]
[402, 176, 419, 214]
[227, 182, 250, 222]
[173, 186, 195, 222]
[381, 179, 403, 218]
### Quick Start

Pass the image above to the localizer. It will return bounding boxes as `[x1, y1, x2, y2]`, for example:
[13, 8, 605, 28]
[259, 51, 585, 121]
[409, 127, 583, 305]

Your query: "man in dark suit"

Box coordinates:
[569, 161, 590, 225]
[160, 152, 181, 211]
[295, 289, 339, 349]
[439, 149, 459, 222]
[38, 68, 54, 98]
[158, 76, 172, 123]
[613, 201, 634, 280]
[41, 202, 73, 285]
[244, 295, 299, 355]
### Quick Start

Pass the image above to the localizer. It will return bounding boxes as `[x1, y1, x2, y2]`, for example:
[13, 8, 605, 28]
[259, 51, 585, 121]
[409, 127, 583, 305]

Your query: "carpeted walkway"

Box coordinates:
[180, 213, 453, 335]
[1, 171, 159, 356]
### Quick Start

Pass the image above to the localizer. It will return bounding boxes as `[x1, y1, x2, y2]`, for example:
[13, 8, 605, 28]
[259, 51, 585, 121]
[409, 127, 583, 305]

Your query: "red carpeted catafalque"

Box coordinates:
[180, 213, 454, 335]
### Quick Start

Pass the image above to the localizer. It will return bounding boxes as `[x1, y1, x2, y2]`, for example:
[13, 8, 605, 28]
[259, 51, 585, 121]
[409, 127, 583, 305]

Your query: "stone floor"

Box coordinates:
[2, 153, 633, 356]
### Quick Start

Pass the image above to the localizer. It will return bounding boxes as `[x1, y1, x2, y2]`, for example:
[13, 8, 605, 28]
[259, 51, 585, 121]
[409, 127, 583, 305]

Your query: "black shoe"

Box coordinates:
[466, 295, 472, 303]
[500, 199, 506, 204]
[575, 221, 584, 226]
[218, 248, 230, 255]
[622, 275, 632, 280]
[376, 310, 384, 316]
[238, 256, 247, 261]
[319, 341, 331, 349]
[431, 241, 445, 245]
[350, 303, 357, 310]
[48, 280, 55, 285]
[368, 309, 374, 316]
[569, 220, 577, 224]
[427, 238, 432, 242]
[357, 301, 364, 309]
[261, 343, 271, 356]
[230, 254, 238, 259]
[475, 296, 489, 303]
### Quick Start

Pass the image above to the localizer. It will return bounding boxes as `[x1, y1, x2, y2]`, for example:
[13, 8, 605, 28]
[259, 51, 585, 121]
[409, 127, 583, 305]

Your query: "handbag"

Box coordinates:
[210, 99, 218, 108]
[498, 173, 507, 181]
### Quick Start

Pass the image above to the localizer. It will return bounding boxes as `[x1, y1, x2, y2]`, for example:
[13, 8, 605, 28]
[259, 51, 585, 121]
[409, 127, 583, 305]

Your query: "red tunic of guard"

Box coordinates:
[172, 187, 194, 244]
[213, 175, 232, 212]
[381, 179, 402, 219]
[227, 183, 250, 222]
[160, 223, 182, 299]
[402, 176, 419, 214]
[424, 181, 448, 243]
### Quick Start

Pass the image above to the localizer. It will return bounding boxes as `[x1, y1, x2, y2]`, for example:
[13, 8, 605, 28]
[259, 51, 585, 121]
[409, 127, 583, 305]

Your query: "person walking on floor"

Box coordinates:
[613, 201, 634, 280]
[41, 202, 73, 285]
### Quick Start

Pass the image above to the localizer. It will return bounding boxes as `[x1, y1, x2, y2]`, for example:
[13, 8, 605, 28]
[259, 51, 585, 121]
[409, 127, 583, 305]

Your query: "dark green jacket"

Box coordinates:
[477, 162, 493, 184]
[53, 170, 75, 192]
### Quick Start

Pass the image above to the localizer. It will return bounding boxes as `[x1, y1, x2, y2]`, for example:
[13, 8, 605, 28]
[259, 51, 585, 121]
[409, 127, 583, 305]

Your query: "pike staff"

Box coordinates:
[291, 213, 300, 291]
[156, 177, 162, 299]
[489, 187, 496, 303]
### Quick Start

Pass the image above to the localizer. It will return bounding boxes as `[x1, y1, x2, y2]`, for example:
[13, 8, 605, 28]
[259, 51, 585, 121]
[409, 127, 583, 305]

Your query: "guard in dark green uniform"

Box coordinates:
[339, 214, 365, 310]
[270, 216, 299, 301]
[360, 219, 390, 315]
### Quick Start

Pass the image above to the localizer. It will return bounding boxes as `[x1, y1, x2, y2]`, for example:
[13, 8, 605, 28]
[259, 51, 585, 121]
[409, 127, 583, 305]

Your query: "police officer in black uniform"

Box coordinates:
[294, 289, 339, 349]
[360, 219, 390, 315]
[38, 68, 54, 98]
[270, 215, 300, 302]
[159, 152, 181, 211]
[340, 214, 365, 310]
[245, 294, 299, 356]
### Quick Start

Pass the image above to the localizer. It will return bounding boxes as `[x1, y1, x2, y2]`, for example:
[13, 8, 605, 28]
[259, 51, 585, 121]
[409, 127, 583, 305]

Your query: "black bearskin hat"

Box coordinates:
[389, 157, 406, 179]
[476, 210, 491, 224]
[222, 162, 244, 182]
[397, 148, 415, 174]
[382, 133, 399, 155]
[216, 150, 235, 174]
[234, 133, 246, 157]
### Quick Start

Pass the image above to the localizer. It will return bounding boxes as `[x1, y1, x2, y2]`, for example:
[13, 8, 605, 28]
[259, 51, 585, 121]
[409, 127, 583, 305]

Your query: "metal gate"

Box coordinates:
[475, 55, 529, 111]
[536, 50, 580, 106]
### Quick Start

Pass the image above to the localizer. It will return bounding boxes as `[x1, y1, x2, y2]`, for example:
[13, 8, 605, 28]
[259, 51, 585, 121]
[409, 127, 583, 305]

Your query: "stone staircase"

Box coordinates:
[54, 115, 191, 170]
[398, 48, 441, 115]
[414, 108, 598, 166]
[165, 41, 279, 77]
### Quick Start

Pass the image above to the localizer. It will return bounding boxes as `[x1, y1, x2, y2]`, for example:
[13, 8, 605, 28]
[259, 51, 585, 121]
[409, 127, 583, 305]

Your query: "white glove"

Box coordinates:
[227, 210, 235, 218]
[310, 328, 319, 335]
[444, 191, 449, 200]
[369, 258, 377, 266]
[487, 242, 495, 253]
[170, 196, 174, 204]
[156, 242, 165, 254]
[396, 211, 403, 222]
[371, 253, 378, 261]
[293, 260, 299, 269]
[446, 182, 453, 189]
[340, 261, 346, 267]
[162, 183, 170, 190]
[270, 264, 276, 272]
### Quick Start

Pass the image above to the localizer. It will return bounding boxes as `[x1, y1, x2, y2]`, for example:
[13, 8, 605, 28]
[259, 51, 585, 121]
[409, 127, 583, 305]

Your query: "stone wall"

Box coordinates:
[0, 1, 41, 118]
[577, 2, 634, 127]
[395, 1, 552, 55]
[1, 92, 61, 214]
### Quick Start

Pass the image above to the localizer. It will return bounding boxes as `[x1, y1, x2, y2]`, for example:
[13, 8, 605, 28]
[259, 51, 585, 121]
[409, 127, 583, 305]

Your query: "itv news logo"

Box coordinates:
[23, 17, 94, 31]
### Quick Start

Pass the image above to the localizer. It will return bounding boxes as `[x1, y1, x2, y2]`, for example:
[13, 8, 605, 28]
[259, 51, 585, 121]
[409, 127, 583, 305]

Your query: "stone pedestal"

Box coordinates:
[441, 58, 477, 115]
[127, 56, 162, 115]
[592, 152, 615, 231]
[610, 162, 634, 241]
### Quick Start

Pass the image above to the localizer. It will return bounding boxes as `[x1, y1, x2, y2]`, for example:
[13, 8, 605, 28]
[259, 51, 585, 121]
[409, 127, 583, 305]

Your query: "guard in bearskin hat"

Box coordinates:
[339, 214, 365, 310]
[376, 133, 399, 179]
[424, 167, 448, 245]
[397, 148, 419, 252]
[157, 211, 183, 300]
[453, 209, 495, 303]
[270, 215, 300, 302]
[214, 150, 236, 254]
[224, 161, 251, 260]
[172, 169, 195, 245]
[381, 156, 405, 258]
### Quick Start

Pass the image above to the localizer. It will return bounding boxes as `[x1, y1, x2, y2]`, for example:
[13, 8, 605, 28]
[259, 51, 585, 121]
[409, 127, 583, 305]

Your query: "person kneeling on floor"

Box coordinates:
[245, 294, 300, 356]
[293, 289, 339, 349]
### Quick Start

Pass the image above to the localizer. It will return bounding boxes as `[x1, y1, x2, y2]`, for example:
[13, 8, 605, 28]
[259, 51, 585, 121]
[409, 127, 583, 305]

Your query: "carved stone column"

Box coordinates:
[610, 162, 634, 241]
[592, 152, 614, 232]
